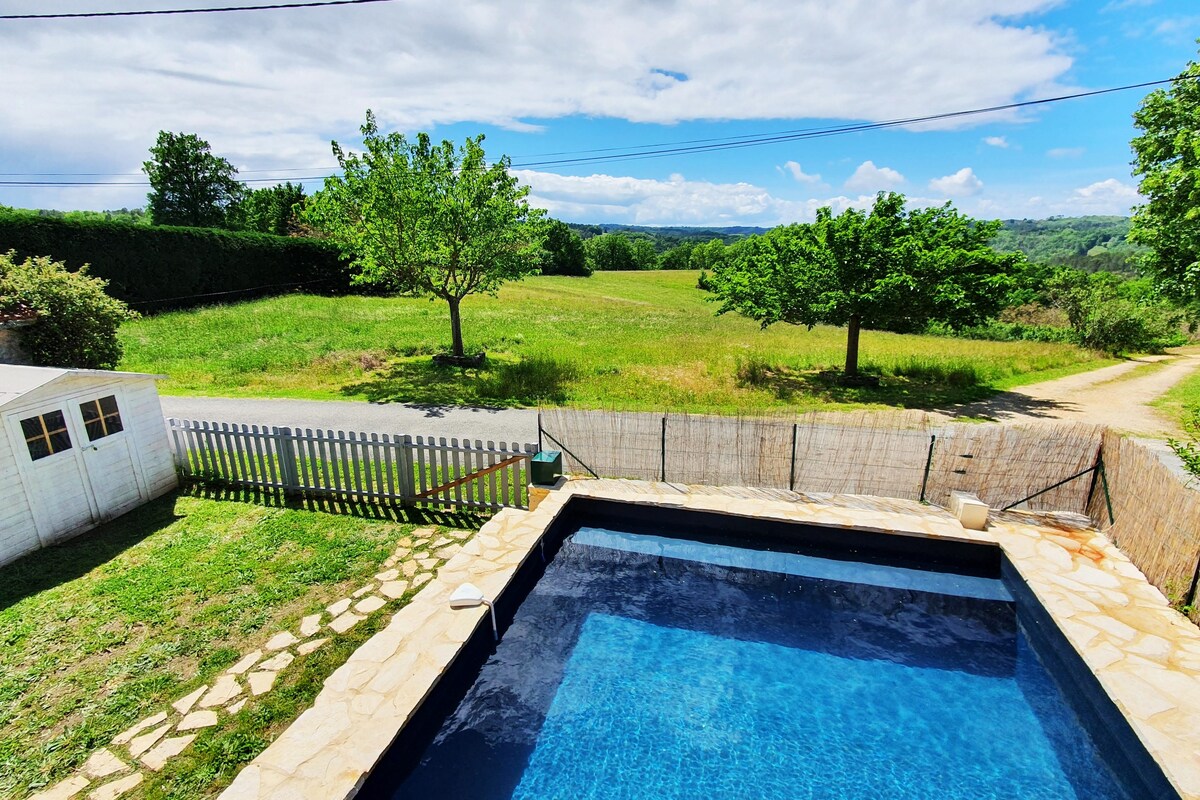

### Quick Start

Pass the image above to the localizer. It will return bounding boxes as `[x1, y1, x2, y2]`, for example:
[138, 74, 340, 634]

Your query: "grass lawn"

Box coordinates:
[119, 271, 1114, 415]
[0, 493, 479, 799]
[1153, 359, 1200, 429]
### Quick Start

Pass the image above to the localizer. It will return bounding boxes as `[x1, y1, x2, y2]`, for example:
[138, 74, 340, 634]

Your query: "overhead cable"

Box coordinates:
[0, 0, 394, 20]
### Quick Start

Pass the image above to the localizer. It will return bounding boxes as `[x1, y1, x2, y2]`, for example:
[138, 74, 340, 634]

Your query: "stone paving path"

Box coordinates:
[27, 526, 473, 800]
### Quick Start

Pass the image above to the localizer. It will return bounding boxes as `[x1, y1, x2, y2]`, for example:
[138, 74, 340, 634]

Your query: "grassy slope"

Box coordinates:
[119, 271, 1112, 414]
[0, 494, 478, 798]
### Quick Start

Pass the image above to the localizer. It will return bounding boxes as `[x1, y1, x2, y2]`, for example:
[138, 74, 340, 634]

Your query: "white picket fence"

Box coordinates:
[167, 418, 537, 511]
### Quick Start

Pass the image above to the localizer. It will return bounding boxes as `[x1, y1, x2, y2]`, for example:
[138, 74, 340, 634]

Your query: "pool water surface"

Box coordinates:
[366, 525, 1133, 799]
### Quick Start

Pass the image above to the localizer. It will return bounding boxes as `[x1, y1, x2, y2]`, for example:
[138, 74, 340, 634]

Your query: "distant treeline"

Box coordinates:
[564, 216, 1143, 275]
[0, 211, 349, 310]
[991, 216, 1144, 276]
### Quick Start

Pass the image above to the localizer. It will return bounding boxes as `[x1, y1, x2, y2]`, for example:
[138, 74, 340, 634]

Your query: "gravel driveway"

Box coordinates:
[159, 396, 541, 445]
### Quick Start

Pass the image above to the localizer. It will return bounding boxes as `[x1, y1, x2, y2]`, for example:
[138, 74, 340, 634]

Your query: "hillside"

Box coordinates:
[992, 216, 1143, 275]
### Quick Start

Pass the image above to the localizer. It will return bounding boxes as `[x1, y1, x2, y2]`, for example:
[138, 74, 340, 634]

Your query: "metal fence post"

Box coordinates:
[537, 412, 543, 453]
[274, 426, 300, 498]
[919, 434, 936, 503]
[789, 423, 798, 492]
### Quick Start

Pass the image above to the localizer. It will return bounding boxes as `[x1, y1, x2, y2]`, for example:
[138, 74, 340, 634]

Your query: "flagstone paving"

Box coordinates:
[26, 525, 471, 800]
[219, 479, 1200, 800]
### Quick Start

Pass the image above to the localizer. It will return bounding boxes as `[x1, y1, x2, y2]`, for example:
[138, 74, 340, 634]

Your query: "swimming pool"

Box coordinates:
[359, 499, 1171, 799]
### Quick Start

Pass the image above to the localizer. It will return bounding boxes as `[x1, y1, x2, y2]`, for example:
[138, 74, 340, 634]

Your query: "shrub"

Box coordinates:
[0, 212, 349, 310]
[0, 250, 136, 369]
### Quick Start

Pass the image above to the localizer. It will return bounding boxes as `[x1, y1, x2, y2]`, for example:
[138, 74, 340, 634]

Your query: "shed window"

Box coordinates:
[80, 395, 124, 441]
[20, 410, 72, 461]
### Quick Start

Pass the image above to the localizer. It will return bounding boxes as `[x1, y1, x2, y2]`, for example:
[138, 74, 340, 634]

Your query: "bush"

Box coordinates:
[0, 212, 349, 310]
[1075, 297, 1184, 354]
[0, 250, 136, 369]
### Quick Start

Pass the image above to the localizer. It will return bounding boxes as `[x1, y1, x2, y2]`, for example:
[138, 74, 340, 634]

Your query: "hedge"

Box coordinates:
[0, 213, 351, 310]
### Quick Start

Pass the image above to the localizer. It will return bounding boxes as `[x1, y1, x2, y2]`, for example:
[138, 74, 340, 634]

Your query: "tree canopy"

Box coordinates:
[707, 192, 1019, 378]
[1130, 54, 1200, 306]
[304, 111, 545, 358]
[230, 182, 306, 236]
[142, 131, 243, 228]
[540, 219, 591, 276]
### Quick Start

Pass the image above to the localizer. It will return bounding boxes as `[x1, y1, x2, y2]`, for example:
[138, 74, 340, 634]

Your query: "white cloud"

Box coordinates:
[844, 161, 905, 192]
[1047, 147, 1086, 158]
[983, 136, 1009, 148]
[929, 167, 984, 197]
[1066, 179, 1140, 213]
[779, 161, 822, 184]
[0, 0, 1072, 208]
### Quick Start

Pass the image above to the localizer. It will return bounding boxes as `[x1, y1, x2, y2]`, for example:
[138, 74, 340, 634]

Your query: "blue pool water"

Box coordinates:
[372, 527, 1132, 799]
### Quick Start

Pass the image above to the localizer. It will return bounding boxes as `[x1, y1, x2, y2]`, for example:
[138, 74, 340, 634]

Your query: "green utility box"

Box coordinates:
[531, 450, 563, 486]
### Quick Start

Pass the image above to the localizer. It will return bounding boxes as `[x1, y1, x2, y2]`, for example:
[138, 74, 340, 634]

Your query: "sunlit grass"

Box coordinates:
[120, 271, 1112, 414]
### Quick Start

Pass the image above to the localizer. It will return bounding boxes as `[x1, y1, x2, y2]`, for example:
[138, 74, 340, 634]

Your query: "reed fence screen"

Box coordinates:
[167, 418, 537, 511]
[538, 409, 1105, 513]
[1087, 431, 1200, 624]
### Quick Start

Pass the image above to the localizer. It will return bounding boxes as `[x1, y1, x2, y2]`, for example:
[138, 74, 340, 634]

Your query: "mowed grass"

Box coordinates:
[120, 271, 1112, 414]
[0, 493, 478, 799]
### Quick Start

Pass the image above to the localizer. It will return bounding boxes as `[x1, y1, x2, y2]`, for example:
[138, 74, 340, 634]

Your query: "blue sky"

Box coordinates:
[0, 0, 1197, 225]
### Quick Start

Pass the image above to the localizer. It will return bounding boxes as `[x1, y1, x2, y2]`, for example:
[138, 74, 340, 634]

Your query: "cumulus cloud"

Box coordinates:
[929, 167, 984, 197]
[779, 161, 822, 184]
[844, 161, 905, 192]
[0, 0, 1072, 208]
[983, 136, 1009, 148]
[1067, 179, 1140, 213]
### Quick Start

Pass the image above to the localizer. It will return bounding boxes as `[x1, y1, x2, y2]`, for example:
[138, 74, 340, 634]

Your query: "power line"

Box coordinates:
[1, 74, 1193, 189]
[0, 0, 394, 20]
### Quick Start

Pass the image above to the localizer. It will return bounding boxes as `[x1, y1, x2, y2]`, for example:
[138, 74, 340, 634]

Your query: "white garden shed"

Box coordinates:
[0, 365, 178, 567]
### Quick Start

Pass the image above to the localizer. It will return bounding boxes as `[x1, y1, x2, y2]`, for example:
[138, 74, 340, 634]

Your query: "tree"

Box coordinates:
[143, 131, 244, 228]
[0, 251, 136, 369]
[1045, 268, 1181, 354]
[1130, 53, 1200, 306]
[540, 219, 591, 276]
[708, 192, 1017, 379]
[304, 111, 545, 358]
[230, 182, 306, 236]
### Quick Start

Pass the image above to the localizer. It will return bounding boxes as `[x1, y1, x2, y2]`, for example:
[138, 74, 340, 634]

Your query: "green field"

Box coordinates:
[120, 271, 1113, 414]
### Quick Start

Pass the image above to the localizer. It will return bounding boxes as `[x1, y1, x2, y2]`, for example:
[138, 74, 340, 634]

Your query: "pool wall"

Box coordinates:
[217, 480, 1200, 800]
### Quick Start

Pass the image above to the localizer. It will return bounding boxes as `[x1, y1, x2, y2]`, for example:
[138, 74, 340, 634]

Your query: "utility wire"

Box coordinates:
[0, 0, 394, 20]
[1, 74, 1194, 188]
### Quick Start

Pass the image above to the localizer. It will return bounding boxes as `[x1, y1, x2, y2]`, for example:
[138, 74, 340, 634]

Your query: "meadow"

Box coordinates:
[119, 271, 1113, 414]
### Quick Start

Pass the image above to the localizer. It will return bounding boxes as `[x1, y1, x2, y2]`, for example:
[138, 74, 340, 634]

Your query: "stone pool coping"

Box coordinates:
[219, 479, 1200, 800]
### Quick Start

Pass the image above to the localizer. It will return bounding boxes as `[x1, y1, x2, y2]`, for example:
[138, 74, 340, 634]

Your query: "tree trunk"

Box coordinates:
[447, 296, 465, 357]
[844, 313, 861, 378]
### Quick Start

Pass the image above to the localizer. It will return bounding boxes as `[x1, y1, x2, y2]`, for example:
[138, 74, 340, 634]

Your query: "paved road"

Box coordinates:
[159, 396, 541, 445]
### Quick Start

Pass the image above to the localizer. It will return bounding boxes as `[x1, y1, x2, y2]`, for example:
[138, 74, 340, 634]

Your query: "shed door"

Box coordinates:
[73, 394, 144, 521]
[8, 406, 95, 541]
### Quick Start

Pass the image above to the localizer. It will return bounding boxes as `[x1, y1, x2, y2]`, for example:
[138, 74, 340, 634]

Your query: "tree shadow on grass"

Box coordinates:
[340, 356, 580, 409]
[182, 482, 486, 529]
[739, 364, 1001, 410]
[0, 494, 184, 613]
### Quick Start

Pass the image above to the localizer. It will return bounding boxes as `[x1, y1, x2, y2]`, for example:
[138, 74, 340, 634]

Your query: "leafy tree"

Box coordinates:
[658, 241, 695, 270]
[305, 111, 545, 358]
[0, 250, 136, 369]
[585, 232, 658, 271]
[1130, 54, 1200, 305]
[143, 131, 244, 228]
[540, 219, 591, 276]
[230, 182, 306, 236]
[1044, 268, 1182, 354]
[708, 192, 1018, 379]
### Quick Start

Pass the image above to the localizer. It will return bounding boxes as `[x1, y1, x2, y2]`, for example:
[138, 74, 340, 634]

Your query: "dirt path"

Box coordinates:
[942, 351, 1200, 435]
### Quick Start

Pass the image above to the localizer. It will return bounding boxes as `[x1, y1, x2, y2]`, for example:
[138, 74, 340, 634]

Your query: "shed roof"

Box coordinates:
[0, 365, 165, 409]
